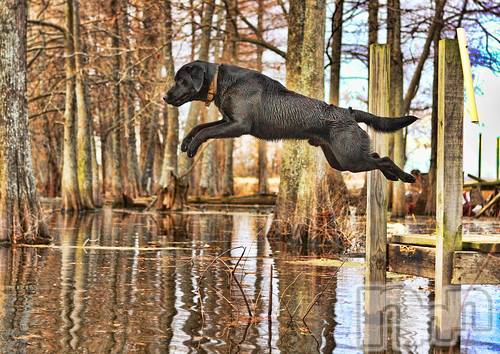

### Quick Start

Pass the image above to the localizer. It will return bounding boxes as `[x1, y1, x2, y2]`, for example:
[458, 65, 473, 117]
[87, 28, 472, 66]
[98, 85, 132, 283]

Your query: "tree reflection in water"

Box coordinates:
[0, 209, 497, 352]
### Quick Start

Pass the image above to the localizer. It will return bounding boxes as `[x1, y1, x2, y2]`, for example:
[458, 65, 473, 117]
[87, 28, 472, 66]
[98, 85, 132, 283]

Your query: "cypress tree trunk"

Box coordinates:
[425, 0, 446, 215]
[110, 0, 125, 206]
[329, 0, 343, 106]
[270, 0, 330, 242]
[122, 0, 141, 200]
[73, 0, 95, 209]
[388, 0, 406, 217]
[156, 0, 184, 210]
[61, 0, 81, 211]
[0, 0, 50, 244]
[139, 4, 158, 194]
[256, 0, 268, 195]
[271, 0, 305, 237]
[221, 0, 238, 197]
[327, 0, 350, 206]
[200, 3, 224, 197]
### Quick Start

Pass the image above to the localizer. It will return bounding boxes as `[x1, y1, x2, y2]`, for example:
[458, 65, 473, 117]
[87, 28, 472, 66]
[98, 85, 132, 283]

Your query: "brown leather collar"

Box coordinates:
[204, 65, 219, 107]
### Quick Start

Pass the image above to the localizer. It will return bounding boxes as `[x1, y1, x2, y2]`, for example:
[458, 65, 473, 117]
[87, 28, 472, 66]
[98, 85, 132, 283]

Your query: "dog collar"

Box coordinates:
[205, 65, 219, 107]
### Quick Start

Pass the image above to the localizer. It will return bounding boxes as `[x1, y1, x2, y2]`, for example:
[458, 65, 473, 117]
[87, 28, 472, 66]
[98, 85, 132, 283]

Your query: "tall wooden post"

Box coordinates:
[365, 44, 390, 352]
[434, 39, 463, 349]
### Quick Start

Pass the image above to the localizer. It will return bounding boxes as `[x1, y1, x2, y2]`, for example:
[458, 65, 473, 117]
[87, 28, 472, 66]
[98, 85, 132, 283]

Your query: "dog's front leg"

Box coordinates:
[181, 120, 226, 152]
[186, 121, 249, 158]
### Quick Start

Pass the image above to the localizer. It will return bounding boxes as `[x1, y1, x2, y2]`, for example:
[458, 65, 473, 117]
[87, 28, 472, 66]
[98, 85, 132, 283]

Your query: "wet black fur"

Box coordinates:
[164, 60, 417, 183]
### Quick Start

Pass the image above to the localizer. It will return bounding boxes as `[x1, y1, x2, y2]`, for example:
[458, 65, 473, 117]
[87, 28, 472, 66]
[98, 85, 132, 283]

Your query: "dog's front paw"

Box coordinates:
[187, 148, 197, 158]
[400, 172, 416, 183]
[181, 137, 192, 152]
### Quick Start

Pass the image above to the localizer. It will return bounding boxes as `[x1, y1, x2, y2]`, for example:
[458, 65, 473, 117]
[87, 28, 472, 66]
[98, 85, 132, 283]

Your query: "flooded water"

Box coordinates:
[0, 209, 498, 353]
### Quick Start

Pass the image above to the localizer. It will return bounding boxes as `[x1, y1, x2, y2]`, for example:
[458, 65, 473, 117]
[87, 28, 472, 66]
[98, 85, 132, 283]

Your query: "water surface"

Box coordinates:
[0, 209, 498, 353]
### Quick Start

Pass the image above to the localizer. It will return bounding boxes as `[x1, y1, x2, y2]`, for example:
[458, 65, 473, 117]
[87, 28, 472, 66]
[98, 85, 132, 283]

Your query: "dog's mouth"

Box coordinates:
[168, 93, 190, 107]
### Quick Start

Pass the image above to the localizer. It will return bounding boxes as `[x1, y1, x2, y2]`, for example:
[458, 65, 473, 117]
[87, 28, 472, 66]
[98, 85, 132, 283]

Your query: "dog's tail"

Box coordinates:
[351, 108, 418, 132]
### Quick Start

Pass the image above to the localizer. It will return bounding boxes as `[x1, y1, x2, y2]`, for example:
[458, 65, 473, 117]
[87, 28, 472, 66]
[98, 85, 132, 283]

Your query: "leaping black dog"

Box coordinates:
[164, 60, 417, 183]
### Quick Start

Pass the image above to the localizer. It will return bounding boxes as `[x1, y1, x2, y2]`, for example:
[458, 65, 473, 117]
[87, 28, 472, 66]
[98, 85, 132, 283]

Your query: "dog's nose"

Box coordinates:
[163, 95, 169, 103]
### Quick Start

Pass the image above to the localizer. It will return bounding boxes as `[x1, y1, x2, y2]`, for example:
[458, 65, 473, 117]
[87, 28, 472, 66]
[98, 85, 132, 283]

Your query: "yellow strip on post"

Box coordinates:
[457, 28, 479, 123]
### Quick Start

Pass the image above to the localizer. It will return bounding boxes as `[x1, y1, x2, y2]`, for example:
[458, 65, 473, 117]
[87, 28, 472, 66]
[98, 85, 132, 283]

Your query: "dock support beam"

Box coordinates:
[434, 38, 463, 349]
[364, 44, 390, 352]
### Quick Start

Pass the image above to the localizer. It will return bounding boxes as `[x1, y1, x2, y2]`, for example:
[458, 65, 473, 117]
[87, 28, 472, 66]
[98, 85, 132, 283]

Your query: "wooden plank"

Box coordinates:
[389, 234, 500, 253]
[387, 244, 436, 278]
[434, 38, 463, 346]
[387, 245, 500, 285]
[452, 251, 500, 284]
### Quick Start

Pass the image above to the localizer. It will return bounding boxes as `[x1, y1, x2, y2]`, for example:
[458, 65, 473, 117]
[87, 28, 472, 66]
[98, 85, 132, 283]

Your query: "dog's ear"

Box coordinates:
[189, 63, 205, 92]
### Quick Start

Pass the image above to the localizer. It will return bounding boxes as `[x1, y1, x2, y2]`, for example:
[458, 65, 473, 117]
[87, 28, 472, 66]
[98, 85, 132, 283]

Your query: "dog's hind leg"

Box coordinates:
[327, 125, 413, 182]
[308, 139, 345, 171]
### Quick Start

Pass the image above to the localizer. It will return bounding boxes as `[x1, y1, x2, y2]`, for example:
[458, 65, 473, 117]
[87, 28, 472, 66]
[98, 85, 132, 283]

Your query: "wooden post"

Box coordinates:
[365, 44, 390, 352]
[434, 39, 463, 349]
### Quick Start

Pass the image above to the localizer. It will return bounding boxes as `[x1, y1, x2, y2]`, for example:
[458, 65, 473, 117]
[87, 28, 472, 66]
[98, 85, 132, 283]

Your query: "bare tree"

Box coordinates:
[0, 0, 50, 244]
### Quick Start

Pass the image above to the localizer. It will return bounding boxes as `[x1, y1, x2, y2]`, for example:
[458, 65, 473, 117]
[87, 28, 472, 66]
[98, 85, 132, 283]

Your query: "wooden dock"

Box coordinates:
[387, 233, 500, 284]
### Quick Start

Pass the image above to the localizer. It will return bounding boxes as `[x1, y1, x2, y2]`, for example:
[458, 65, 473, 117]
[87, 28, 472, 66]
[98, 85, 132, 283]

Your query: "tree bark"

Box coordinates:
[0, 0, 50, 244]
[271, 0, 330, 242]
[139, 3, 158, 194]
[368, 0, 378, 47]
[61, 0, 81, 211]
[271, 0, 305, 236]
[221, 0, 238, 197]
[327, 0, 350, 206]
[388, 0, 406, 217]
[329, 0, 343, 106]
[122, 0, 141, 200]
[200, 3, 224, 197]
[256, 0, 268, 195]
[425, 0, 446, 215]
[110, 0, 125, 206]
[73, 0, 95, 209]
[156, 0, 182, 209]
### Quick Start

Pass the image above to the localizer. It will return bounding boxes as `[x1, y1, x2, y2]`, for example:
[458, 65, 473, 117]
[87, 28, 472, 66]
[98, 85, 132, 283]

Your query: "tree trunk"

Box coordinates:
[256, 0, 268, 195]
[368, 0, 378, 47]
[270, 0, 329, 242]
[200, 3, 224, 197]
[328, 0, 349, 206]
[73, 0, 95, 209]
[0, 0, 50, 244]
[291, 0, 327, 241]
[121, 1, 141, 199]
[161, 0, 179, 180]
[110, 0, 125, 207]
[221, 0, 238, 197]
[425, 0, 446, 215]
[122, 0, 141, 200]
[271, 0, 305, 237]
[388, 0, 406, 217]
[329, 0, 343, 106]
[139, 4, 158, 194]
[61, 0, 81, 211]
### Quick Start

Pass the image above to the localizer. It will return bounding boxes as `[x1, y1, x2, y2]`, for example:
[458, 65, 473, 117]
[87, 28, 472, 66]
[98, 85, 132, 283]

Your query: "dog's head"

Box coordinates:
[163, 61, 208, 107]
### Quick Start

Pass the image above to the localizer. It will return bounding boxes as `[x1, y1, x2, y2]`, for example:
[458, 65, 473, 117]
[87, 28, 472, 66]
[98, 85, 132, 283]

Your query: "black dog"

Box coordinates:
[164, 60, 417, 183]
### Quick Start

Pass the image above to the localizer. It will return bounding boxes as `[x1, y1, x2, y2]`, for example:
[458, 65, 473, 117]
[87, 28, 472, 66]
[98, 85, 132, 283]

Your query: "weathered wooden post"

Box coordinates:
[434, 38, 463, 349]
[364, 44, 390, 352]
